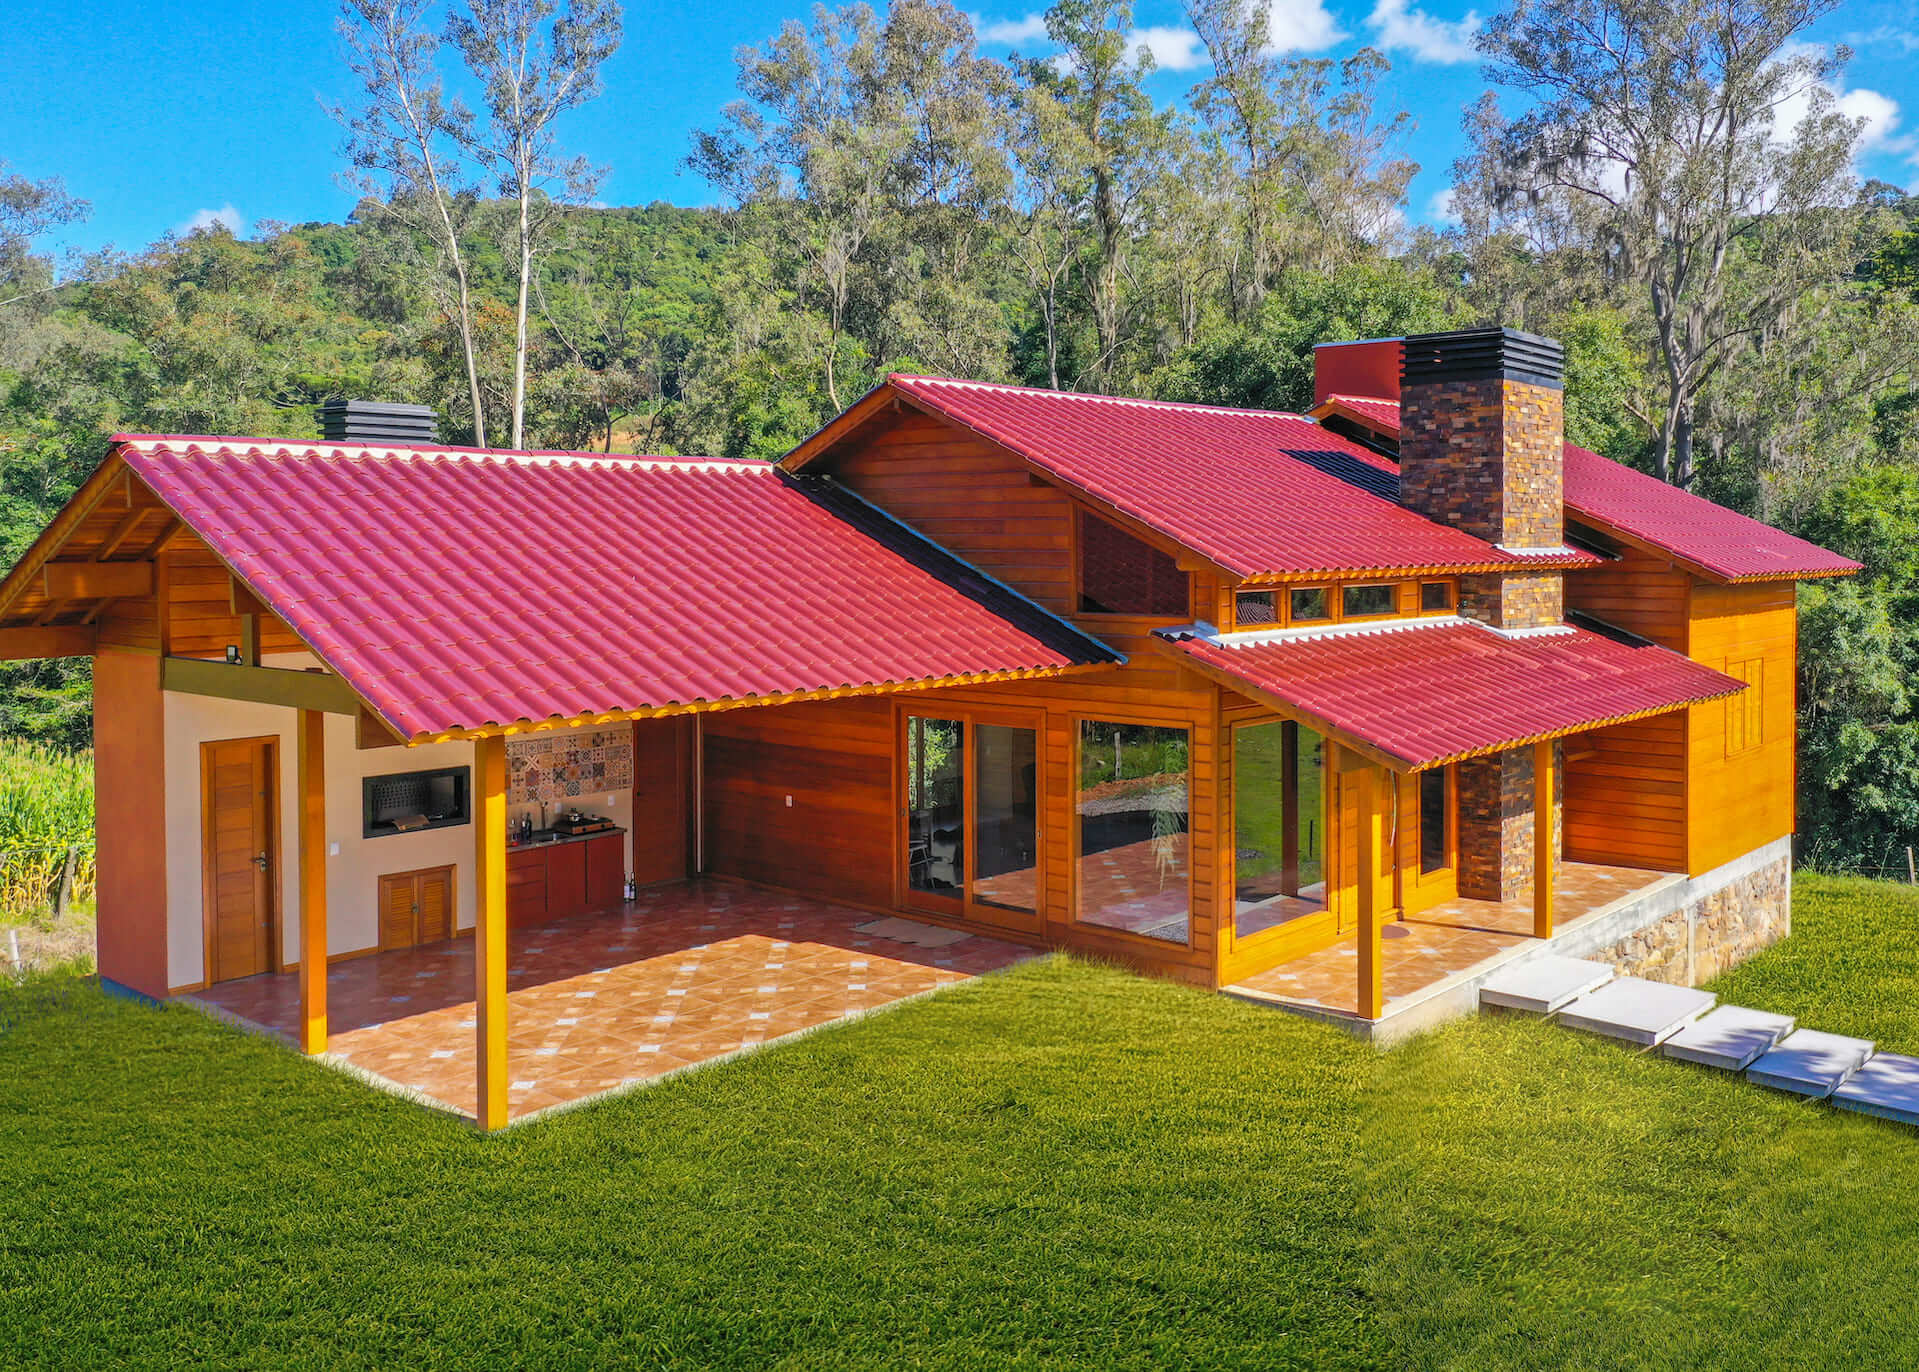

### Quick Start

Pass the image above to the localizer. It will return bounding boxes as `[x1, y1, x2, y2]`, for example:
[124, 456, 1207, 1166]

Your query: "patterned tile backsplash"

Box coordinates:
[507, 728, 634, 805]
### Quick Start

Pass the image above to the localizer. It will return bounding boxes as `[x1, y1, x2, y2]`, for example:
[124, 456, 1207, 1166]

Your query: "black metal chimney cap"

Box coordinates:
[318, 399, 440, 445]
[1400, 327, 1564, 391]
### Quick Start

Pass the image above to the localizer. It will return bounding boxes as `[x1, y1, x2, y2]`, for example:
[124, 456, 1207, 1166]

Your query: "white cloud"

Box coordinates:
[976, 12, 1048, 46]
[181, 205, 245, 237]
[1131, 25, 1208, 71]
[1425, 186, 1461, 226]
[1260, 0, 1346, 54]
[1770, 45, 1914, 170]
[1367, 0, 1479, 64]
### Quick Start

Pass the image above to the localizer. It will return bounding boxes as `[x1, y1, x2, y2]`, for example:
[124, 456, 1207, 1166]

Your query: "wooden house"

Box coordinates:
[0, 327, 1858, 1127]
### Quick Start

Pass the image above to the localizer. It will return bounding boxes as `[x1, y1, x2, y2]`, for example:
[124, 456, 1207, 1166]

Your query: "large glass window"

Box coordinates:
[1342, 583, 1396, 618]
[1233, 721, 1327, 940]
[1419, 767, 1452, 874]
[1076, 721, 1190, 943]
[971, 724, 1039, 913]
[906, 716, 964, 900]
[1077, 509, 1189, 616]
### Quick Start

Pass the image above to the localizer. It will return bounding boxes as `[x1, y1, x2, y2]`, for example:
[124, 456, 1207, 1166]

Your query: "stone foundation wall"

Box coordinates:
[1593, 852, 1791, 986]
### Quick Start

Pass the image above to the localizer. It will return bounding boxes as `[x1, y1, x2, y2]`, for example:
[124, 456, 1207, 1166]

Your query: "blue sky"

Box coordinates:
[6, 0, 1917, 255]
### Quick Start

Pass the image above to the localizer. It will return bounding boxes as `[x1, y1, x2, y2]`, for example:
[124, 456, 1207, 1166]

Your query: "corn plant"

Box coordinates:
[0, 739, 96, 921]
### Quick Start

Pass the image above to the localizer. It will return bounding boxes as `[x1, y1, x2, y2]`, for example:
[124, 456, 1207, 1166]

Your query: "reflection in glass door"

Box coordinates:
[903, 711, 1042, 929]
[905, 716, 965, 903]
[971, 724, 1038, 914]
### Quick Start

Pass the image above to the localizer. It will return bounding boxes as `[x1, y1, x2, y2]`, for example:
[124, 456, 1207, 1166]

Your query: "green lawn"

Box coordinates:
[4, 874, 1918, 1368]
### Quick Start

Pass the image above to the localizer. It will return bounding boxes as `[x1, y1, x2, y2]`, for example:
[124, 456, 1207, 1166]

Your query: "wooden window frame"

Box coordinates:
[1339, 582, 1399, 621]
[1068, 711, 1196, 950]
[1419, 579, 1457, 615]
[1224, 715, 1336, 959]
[1287, 585, 1334, 625]
[895, 702, 1048, 939]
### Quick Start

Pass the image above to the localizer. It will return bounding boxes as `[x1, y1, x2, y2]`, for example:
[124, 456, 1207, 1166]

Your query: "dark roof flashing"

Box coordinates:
[1401, 327, 1565, 392]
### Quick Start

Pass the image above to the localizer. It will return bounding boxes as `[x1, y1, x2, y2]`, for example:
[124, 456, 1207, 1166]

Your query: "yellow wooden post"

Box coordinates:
[1354, 759, 1383, 1020]
[475, 734, 509, 1132]
[296, 708, 327, 1054]
[1534, 739, 1555, 939]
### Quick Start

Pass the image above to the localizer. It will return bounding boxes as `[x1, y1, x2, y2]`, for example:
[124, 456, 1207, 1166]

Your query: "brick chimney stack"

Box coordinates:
[1397, 326, 1566, 631]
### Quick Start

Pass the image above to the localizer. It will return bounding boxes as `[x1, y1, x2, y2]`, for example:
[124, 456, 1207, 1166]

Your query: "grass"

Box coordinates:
[3, 874, 1918, 1368]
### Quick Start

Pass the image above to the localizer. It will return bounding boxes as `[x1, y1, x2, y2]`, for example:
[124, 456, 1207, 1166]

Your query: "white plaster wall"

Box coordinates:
[161, 660, 634, 989]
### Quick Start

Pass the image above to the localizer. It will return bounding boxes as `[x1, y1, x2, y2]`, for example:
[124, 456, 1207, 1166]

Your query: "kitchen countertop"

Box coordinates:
[507, 825, 626, 852]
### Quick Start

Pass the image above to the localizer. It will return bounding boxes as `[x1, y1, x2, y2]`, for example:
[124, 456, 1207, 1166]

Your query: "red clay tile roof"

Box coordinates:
[1317, 394, 1861, 583]
[853, 375, 1598, 582]
[1158, 617, 1744, 770]
[117, 436, 1117, 740]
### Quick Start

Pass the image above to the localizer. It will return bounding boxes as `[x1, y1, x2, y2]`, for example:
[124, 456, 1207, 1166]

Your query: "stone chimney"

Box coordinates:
[1397, 326, 1566, 631]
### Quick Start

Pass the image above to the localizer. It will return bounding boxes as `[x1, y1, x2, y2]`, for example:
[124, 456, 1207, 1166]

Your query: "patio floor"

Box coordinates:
[189, 880, 1035, 1124]
[1226, 862, 1673, 1020]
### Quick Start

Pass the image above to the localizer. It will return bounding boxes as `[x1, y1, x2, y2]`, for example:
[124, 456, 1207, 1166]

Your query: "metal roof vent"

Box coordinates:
[318, 400, 440, 446]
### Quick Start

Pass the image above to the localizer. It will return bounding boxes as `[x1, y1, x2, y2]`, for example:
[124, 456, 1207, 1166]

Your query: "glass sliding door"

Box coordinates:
[1232, 720, 1327, 941]
[905, 715, 965, 904]
[971, 724, 1039, 914]
[902, 710, 1042, 930]
[1075, 721, 1191, 945]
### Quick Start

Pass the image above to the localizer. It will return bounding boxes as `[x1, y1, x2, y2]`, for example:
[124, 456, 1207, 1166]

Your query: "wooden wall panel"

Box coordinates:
[828, 410, 1078, 614]
[1686, 582, 1796, 874]
[1564, 542, 1690, 649]
[1563, 713, 1688, 872]
[701, 696, 896, 910]
[94, 649, 170, 997]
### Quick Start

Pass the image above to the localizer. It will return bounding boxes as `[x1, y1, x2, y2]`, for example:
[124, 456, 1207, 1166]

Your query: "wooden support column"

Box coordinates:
[296, 709, 327, 1054]
[1533, 739, 1555, 939]
[1280, 722, 1300, 897]
[475, 734, 509, 1132]
[1352, 754, 1384, 1021]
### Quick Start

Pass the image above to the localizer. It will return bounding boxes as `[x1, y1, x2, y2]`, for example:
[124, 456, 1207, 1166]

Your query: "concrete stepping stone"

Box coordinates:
[1661, 1004, 1796, 1071]
[1554, 977, 1715, 1047]
[1480, 955, 1615, 1014]
[1746, 1029, 1875, 1098]
[1830, 1052, 1919, 1124]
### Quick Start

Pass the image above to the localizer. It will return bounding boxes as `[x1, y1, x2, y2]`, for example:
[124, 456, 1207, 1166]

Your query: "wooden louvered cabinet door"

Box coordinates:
[377, 865, 458, 950]
[417, 866, 453, 943]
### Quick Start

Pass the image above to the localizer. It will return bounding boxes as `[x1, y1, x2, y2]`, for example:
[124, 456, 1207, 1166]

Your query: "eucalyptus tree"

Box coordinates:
[333, 0, 490, 445]
[1022, 0, 1181, 389]
[691, 1, 1013, 408]
[1460, 0, 1867, 487]
[446, 0, 622, 449]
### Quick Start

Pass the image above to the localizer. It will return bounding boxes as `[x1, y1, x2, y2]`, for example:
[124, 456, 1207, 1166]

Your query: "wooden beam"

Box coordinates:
[43, 561, 153, 601]
[161, 656, 362, 714]
[1354, 757, 1383, 1020]
[297, 709, 328, 1054]
[0, 625, 96, 660]
[238, 612, 260, 667]
[229, 577, 268, 617]
[356, 704, 406, 750]
[475, 734, 509, 1132]
[92, 506, 155, 562]
[1534, 739, 1555, 939]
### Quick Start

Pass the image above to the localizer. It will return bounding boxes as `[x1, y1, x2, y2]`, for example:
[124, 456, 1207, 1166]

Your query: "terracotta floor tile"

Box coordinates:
[189, 879, 1035, 1124]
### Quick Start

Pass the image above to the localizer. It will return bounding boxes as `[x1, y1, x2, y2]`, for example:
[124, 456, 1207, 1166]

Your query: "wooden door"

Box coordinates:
[201, 737, 277, 984]
[631, 718, 692, 887]
[584, 833, 625, 909]
[378, 865, 457, 950]
[898, 707, 1045, 937]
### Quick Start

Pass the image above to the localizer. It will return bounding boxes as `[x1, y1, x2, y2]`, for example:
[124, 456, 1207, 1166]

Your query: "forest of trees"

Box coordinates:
[2, 0, 1916, 870]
